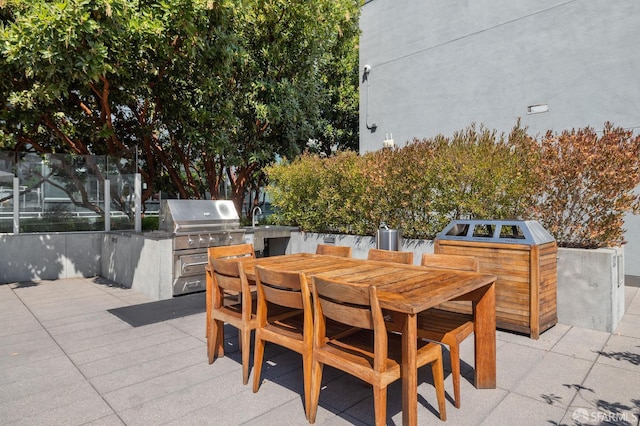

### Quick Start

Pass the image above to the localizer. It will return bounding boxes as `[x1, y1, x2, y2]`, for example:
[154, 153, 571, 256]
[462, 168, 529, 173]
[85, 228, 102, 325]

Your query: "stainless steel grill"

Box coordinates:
[159, 200, 246, 296]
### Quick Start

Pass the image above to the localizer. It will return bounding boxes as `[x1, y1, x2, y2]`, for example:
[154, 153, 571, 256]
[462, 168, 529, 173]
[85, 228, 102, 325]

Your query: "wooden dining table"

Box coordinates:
[240, 253, 497, 426]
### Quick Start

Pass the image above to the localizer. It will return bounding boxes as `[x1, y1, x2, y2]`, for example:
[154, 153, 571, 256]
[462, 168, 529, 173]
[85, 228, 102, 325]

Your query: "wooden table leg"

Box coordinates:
[401, 312, 418, 426]
[472, 282, 496, 388]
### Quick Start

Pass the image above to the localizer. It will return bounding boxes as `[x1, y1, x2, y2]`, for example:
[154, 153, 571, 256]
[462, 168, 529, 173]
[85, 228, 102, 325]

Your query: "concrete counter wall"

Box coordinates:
[0, 233, 101, 283]
[101, 233, 173, 300]
[0, 232, 172, 300]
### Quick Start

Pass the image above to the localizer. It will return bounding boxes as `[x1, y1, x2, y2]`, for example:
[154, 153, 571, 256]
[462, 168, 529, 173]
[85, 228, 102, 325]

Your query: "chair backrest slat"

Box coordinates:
[312, 277, 375, 330]
[367, 248, 413, 264]
[261, 284, 305, 310]
[215, 273, 243, 293]
[313, 277, 369, 305]
[316, 244, 352, 257]
[255, 265, 307, 310]
[257, 265, 302, 290]
[209, 243, 256, 261]
[211, 258, 243, 292]
[421, 253, 479, 272]
[319, 297, 374, 330]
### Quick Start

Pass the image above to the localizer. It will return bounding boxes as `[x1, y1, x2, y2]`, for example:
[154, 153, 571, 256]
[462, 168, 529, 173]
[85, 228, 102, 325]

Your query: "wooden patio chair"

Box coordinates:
[206, 244, 255, 351]
[252, 266, 314, 419]
[206, 245, 298, 385]
[417, 253, 479, 408]
[206, 257, 256, 385]
[308, 275, 446, 425]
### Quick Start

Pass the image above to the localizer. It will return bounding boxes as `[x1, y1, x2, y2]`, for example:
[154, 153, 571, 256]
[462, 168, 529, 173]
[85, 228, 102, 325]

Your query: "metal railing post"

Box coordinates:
[104, 179, 111, 232]
[13, 177, 19, 234]
[135, 173, 141, 232]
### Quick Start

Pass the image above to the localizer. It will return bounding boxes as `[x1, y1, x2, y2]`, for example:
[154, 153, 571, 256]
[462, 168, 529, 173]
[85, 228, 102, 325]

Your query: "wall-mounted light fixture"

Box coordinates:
[363, 64, 376, 131]
[382, 133, 394, 149]
[527, 103, 549, 114]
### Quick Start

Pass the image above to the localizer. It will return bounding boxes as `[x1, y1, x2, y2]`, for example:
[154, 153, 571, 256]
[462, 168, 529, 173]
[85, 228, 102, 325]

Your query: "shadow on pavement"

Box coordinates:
[108, 291, 206, 327]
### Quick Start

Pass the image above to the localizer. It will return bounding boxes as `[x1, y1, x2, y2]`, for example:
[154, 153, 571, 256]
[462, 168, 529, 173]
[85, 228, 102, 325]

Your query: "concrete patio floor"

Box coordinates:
[1, 276, 639, 426]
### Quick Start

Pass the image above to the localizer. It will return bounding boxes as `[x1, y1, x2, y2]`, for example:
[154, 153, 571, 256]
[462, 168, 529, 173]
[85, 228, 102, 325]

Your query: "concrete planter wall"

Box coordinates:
[556, 246, 625, 333]
[0, 231, 625, 333]
[287, 231, 436, 262]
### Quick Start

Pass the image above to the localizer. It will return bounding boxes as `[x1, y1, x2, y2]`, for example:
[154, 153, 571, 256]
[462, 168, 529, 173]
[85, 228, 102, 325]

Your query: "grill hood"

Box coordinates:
[159, 200, 240, 233]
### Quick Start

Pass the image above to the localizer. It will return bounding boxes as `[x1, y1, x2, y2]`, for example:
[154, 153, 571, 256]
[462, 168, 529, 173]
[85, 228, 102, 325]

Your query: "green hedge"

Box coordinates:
[17, 216, 135, 233]
[266, 123, 640, 248]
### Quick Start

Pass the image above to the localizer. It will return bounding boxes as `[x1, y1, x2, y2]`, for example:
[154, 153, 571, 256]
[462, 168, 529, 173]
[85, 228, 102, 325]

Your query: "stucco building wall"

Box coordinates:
[359, 0, 640, 275]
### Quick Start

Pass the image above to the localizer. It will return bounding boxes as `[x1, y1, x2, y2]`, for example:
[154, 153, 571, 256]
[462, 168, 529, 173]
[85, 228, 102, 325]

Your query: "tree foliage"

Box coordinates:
[0, 0, 360, 216]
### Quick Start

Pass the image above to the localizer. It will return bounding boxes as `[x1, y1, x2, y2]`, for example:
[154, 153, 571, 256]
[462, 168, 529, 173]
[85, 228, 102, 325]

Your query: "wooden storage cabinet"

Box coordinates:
[434, 220, 557, 339]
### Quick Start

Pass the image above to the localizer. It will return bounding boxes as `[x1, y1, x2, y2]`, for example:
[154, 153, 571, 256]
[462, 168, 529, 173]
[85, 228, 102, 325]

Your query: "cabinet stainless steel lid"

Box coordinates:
[436, 220, 555, 245]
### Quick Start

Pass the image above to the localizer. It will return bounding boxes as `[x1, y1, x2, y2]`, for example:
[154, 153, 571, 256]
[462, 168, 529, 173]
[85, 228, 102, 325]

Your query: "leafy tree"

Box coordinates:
[312, 5, 359, 155]
[218, 0, 360, 214]
[1, 0, 234, 204]
[0, 0, 361, 217]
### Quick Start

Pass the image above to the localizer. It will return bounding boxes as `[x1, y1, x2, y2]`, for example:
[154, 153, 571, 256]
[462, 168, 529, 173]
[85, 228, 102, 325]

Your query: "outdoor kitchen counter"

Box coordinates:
[242, 225, 299, 253]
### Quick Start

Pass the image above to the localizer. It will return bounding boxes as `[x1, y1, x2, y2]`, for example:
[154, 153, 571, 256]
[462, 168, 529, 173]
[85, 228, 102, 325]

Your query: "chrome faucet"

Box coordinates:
[251, 206, 262, 228]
